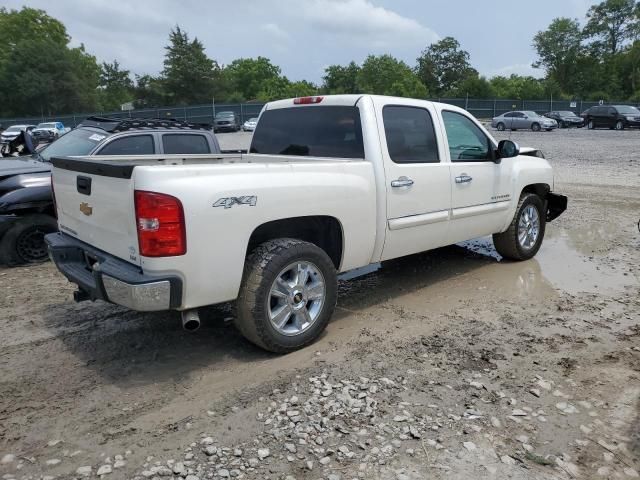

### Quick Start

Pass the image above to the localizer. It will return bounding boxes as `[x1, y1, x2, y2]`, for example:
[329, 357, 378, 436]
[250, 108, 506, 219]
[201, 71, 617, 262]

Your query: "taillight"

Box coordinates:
[134, 190, 186, 257]
[293, 96, 323, 104]
[50, 174, 57, 218]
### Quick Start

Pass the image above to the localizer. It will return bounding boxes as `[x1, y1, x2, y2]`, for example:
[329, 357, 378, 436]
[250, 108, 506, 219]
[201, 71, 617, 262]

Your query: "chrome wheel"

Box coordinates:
[268, 261, 325, 336]
[518, 205, 540, 250]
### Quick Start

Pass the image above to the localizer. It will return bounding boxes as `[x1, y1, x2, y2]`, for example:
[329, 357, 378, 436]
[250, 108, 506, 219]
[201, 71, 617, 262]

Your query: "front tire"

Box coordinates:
[0, 214, 58, 266]
[588, 119, 595, 130]
[615, 120, 624, 130]
[236, 238, 338, 353]
[493, 194, 546, 261]
[531, 123, 541, 132]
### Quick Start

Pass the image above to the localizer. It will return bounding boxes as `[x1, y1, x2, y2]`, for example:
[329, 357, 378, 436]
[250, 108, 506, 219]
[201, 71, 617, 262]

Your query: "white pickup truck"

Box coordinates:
[46, 95, 567, 353]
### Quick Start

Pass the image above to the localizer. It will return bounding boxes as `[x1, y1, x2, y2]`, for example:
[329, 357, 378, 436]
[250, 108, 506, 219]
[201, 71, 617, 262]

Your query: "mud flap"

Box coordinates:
[546, 193, 568, 222]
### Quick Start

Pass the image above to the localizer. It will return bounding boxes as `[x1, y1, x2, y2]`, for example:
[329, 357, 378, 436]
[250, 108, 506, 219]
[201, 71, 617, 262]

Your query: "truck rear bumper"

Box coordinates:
[45, 232, 182, 311]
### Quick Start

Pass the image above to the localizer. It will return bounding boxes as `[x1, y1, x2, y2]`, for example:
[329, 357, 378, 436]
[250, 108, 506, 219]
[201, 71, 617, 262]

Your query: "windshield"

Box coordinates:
[216, 112, 234, 118]
[558, 111, 577, 116]
[5, 126, 24, 133]
[615, 105, 640, 115]
[36, 123, 56, 129]
[523, 111, 539, 117]
[39, 128, 108, 161]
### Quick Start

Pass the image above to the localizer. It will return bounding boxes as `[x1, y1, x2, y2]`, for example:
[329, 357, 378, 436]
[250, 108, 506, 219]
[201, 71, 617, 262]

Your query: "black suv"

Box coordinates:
[213, 111, 240, 132]
[581, 105, 640, 130]
[0, 117, 221, 265]
[544, 111, 584, 128]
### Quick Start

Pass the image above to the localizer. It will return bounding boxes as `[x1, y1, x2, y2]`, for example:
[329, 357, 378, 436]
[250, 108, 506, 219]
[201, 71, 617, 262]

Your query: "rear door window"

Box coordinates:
[162, 134, 210, 154]
[250, 106, 364, 159]
[96, 135, 155, 155]
[382, 106, 439, 163]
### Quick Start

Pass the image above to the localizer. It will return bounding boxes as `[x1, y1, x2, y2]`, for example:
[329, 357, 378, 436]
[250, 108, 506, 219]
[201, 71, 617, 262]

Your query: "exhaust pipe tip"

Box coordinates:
[181, 309, 201, 332]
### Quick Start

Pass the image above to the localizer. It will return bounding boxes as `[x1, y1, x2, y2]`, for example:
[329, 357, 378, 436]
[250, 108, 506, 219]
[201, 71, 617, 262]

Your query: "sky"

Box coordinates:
[5, 0, 600, 83]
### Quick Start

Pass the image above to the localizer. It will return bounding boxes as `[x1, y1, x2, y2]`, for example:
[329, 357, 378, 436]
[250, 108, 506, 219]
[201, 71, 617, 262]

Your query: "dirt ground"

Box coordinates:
[0, 128, 638, 480]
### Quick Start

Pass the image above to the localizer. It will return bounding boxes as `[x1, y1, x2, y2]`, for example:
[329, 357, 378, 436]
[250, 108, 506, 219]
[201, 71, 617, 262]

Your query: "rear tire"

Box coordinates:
[0, 214, 58, 266]
[531, 123, 541, 132]
[496, 123, 505, 132]
[493, 194, 546, 261]
[559, 121, 566, 128]
[588, 119, 595, 130]
[236, 238, 338, 353]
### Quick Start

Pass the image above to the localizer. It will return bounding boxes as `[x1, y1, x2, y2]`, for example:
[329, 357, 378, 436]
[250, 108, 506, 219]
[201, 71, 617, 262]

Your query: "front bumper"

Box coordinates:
[625, 119, 640, 128]
[45, 232, 182, 311]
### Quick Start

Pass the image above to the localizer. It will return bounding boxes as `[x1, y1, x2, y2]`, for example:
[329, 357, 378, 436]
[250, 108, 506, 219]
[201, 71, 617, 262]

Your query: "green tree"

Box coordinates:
[0, 7, 100, 116]
[133, 74, 166, 108]
[489, 75, 546, 99]
[357, 54, 427, 98]
[533, 18, 583, 93]
[416, 37, 477, 96]
[256, 77, 317, 101]
[223, 57, 281, 101]
[583, 0, 639, 55]
[98, 60, 134, 111]
[161, 26, 221, 105]
[450, 75, 495, 98]
[322, 62, 360, 94]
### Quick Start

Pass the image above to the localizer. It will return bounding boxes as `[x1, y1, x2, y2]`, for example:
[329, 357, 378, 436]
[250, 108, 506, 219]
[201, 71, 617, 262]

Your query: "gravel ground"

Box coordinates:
[0, 127, 639, 480]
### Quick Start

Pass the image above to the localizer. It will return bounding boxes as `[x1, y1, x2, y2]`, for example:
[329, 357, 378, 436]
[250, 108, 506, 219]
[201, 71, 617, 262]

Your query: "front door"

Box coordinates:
[441, 110, 514, 242]
[377, 101, 452, 261]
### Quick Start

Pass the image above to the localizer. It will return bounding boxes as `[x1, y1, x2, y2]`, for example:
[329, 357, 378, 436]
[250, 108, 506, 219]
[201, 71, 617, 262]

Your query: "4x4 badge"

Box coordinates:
[79, 202, 93, 216]
[213, 196, 257, 209]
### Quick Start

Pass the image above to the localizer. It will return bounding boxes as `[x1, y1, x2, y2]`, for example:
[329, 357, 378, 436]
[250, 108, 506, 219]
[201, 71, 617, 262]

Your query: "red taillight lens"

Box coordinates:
[293, 96, 323, 104]
[134, 190, 186, 257]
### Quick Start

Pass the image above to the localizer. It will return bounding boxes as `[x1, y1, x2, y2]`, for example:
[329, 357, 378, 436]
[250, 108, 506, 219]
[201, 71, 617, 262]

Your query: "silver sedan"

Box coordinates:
[491, 111, 557, 132]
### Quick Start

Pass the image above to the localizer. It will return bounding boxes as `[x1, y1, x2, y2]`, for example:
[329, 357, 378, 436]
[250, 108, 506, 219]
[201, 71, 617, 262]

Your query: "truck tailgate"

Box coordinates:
[51, 158, 140, 266]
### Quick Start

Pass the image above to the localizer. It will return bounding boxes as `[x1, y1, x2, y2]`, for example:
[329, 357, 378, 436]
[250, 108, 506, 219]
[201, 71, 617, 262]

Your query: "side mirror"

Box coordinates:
[497, 139, 520, 159]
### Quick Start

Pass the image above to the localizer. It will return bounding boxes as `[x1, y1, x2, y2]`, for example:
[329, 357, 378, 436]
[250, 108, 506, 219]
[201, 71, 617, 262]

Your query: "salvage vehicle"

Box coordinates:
[491, 111, 557, 132]
[31, 122, 70, 142]
[581, 105, 640, 130]
[0, 117, 221, 265]
[46, 95, 567, 353]
[1, 124, 35, 144]
[242, 117, 258, 132]
[214, 111, 240, 132]
[543, 111, 584, 128]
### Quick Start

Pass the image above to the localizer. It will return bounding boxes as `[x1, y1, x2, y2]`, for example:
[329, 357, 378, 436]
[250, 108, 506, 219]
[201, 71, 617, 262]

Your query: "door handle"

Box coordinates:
[455, 174, 473, 184]
[391, 176, 414, 188]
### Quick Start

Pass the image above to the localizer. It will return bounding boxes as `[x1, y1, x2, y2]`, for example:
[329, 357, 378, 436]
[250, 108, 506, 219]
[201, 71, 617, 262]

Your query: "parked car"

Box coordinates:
[581, 105, 640, 130]
[0, 116, 222, 266]
[31, 122, 70, 142]
[46, 95, 567, 353]
[214, 111, 240, 132]
[242, 117, 258, 132]
[1, 125, 35, 144]
[543, 111, 584, 128]
[491, 111, 557, 132]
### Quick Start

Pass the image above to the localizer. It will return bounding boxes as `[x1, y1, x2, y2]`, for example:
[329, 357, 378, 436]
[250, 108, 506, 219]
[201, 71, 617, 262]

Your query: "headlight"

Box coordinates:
[626, 116, 635, 121]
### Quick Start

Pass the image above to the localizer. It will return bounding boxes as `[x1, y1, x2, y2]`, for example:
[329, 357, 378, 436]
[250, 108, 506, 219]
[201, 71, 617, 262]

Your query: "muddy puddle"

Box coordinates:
[337, 226, 637, 310]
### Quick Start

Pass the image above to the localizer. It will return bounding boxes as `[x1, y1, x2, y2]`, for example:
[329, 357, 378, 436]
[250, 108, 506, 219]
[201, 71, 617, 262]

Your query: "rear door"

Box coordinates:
[377, 101, 452, 260]
[443, 110, 514, 242]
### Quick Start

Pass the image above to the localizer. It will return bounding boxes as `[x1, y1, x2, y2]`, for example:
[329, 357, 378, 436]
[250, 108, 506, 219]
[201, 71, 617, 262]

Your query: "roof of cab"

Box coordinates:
[264, 94, 463, 112]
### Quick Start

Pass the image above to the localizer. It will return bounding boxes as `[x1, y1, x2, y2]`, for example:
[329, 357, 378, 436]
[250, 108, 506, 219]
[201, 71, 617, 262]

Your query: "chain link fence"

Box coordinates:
[1, 98, 639, 128]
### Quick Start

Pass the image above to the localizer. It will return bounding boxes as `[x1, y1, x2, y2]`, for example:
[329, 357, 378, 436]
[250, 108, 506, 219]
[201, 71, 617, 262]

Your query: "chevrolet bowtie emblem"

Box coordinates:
[79, 202, 93, 216]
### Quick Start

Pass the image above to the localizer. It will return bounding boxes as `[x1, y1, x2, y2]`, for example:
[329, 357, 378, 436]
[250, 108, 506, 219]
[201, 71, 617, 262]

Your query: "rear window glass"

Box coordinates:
[96, 135, 154, 156]
[163, 134, 210, 154]
[250, 106, 364, 159]
[382, 106, 439, 163]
